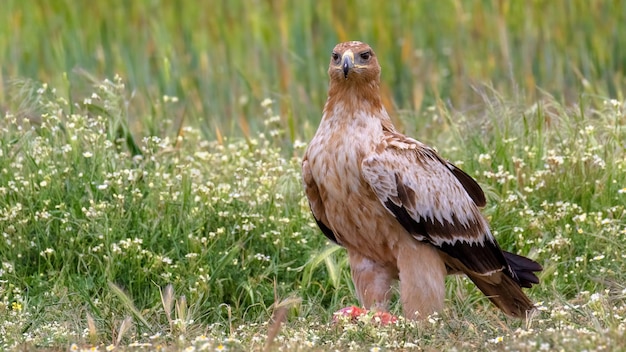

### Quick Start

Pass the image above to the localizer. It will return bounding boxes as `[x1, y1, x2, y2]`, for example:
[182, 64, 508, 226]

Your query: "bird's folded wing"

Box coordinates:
[361, 135, 513, 282]
[302, 158, 340, 245]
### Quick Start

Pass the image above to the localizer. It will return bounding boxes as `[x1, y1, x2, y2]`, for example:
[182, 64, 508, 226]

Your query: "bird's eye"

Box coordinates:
[360, 51, 371, 60]
[331, 52, 340, 62]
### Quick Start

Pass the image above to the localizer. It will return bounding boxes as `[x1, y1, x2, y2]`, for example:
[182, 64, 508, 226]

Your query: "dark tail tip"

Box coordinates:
[503, 251, 542, 288]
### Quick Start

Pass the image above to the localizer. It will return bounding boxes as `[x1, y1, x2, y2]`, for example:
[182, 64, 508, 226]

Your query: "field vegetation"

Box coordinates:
[1, 1, 625, 350]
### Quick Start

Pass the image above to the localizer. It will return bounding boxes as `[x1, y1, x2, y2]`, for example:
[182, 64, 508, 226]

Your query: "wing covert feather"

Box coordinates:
[361, 137, 515, 279]
[302, 158, 340, 245]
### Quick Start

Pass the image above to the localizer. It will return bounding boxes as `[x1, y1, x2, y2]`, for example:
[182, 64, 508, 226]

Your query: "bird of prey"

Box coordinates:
[302, 41, 542, 321]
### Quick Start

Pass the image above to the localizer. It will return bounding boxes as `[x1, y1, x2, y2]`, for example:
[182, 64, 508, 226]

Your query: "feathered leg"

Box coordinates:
[347, 250, 397, 311]
[397, 243, 446, 320]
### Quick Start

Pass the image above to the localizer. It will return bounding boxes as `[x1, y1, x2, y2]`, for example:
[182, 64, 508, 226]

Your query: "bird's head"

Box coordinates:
[328, 41, 380, 85]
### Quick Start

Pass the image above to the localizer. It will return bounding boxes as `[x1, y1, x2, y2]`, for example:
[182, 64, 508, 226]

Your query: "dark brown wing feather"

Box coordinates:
[503, 251, 543, 288]
[302, 158, 341, 245]
[445, 161, 486, 207]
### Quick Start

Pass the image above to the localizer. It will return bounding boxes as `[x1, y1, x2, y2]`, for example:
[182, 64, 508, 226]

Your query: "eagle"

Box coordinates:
[302, 41, 542, 321]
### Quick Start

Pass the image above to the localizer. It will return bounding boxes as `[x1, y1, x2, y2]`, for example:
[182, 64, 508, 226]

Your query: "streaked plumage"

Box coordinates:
[302, 41, 542, 320]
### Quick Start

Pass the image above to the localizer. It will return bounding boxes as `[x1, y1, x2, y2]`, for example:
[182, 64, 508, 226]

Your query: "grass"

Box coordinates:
[2, 1, 626, 139]
[1, 1, 626, 351]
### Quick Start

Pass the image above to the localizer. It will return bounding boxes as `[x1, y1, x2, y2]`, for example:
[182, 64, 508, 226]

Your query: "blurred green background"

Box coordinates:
[1, 0, 625, 139]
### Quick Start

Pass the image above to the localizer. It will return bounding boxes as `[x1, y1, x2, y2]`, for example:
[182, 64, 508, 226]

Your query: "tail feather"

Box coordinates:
[465, 251, 542, 318]
[503, 251, 542, 288]
[442, 249, 542, 318]
[467, 272, 535, 318]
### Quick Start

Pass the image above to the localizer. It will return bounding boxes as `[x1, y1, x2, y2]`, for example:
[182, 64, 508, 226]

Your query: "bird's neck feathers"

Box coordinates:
[323, 78, 392, 127]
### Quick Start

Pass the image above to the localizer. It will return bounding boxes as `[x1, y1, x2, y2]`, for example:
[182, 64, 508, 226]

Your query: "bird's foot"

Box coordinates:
[333, 306, 398, 325]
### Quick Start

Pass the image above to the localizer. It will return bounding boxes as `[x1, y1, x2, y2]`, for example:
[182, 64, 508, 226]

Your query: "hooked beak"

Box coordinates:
[342, 50, 354, 79]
